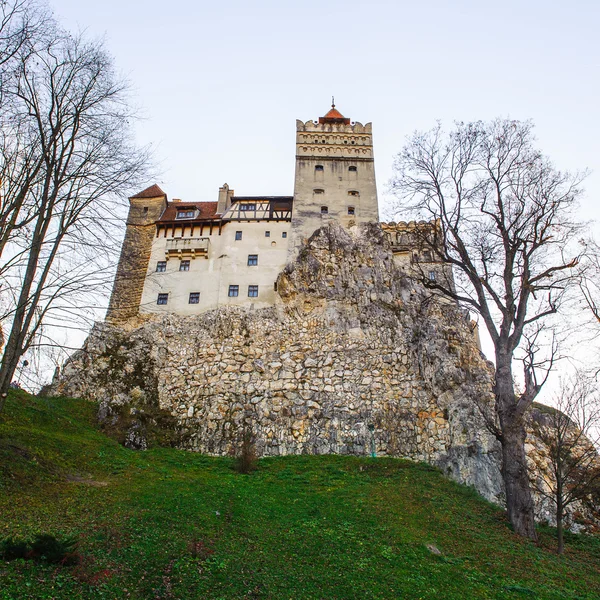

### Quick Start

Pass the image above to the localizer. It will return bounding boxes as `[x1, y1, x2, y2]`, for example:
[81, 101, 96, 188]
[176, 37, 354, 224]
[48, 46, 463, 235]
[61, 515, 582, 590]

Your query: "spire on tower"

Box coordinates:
[319, 101, 350, 125]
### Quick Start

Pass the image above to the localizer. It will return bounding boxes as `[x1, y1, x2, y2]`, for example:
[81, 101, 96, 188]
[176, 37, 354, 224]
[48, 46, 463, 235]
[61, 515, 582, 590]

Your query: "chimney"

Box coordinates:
[217, 183, 234, 214]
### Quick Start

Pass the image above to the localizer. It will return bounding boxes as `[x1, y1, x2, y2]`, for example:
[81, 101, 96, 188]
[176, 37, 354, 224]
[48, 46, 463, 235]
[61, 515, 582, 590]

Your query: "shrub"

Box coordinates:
[30, 534, 79, 565]
[1, 538, 30, 561]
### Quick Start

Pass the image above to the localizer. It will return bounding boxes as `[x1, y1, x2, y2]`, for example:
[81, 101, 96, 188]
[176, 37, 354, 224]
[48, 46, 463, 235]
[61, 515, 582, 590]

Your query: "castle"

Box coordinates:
[107, 104, 445, 321]
[53, 105, 599, 530]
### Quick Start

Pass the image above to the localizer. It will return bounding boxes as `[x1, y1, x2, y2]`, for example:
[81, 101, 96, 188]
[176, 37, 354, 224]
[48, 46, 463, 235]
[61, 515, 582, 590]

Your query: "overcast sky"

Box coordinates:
[39, 0, 599, 394]
[50, 0, 599, 227]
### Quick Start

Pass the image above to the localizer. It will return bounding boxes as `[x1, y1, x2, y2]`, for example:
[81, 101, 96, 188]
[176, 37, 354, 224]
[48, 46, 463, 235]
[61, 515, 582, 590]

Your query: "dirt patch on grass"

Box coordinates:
[66, 474, 108, 487]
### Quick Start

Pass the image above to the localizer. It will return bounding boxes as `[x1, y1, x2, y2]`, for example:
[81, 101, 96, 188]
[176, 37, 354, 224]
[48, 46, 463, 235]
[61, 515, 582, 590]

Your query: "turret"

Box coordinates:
[106, 184, 167, 322]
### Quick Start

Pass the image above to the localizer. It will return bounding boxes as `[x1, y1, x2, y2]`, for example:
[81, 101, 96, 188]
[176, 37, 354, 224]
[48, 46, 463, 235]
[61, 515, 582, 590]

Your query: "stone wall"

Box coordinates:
[53, 222, 600, 530]
[290, 116, 378, 257]
[55, 223, 506, 504]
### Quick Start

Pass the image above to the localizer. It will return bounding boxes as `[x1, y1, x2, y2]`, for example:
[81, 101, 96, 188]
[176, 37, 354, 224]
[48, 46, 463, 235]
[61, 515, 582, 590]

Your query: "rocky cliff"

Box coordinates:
[53, 223, 508, 505]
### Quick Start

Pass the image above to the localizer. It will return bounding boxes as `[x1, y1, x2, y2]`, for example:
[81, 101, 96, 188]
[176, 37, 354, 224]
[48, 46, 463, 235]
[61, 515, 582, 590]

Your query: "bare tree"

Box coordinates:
[579, 240, 600, 325]
[0, 30, 150, 408]
[529, 376, 600, 554]
[391, 119, 586, 539]
[0, 0, 48, 69]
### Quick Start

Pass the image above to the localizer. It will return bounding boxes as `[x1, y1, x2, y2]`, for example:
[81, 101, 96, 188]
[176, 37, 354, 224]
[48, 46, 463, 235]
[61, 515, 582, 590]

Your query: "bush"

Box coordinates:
[31, 534, 79, 565]
[1, 538, 30, 560]
[1, 534, 79, 565]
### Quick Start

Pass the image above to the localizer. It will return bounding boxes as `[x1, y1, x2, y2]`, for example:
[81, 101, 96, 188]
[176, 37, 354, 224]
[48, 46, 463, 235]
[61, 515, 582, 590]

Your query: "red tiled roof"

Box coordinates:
[130, 184, 166, 199]
[158, 201, 219, 222]
[319, 104, 350, 125]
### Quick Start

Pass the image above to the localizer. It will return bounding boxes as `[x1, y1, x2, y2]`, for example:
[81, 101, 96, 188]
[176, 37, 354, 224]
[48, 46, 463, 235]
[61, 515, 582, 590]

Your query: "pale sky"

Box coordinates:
[50, 0, 600, 226]
[36, 0, 600, 395]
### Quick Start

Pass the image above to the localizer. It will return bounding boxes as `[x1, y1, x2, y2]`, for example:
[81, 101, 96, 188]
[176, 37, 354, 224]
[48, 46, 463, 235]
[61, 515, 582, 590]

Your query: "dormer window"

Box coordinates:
[176, 209, 195, 219]
[239, 203, 256, 211]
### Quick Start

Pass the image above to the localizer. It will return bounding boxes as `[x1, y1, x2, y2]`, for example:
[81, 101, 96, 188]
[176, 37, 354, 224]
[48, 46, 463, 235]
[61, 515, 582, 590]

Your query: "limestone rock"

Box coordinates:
[52, 223, 595, 527]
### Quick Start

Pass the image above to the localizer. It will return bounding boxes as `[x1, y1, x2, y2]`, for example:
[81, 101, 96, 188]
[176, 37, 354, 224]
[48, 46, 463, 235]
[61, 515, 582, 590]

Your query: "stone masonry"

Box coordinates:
[106, 186, 167, 322]
[55, 223, 505, 504]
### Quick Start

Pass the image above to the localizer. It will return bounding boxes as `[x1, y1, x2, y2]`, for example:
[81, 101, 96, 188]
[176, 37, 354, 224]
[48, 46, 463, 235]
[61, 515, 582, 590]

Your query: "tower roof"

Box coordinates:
[130, 184, 166, 199]
[318, 102, 351, 125]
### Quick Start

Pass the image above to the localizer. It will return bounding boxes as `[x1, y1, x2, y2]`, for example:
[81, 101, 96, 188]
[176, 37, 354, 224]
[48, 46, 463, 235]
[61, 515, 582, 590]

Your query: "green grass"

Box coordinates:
[1, 390, 599, 599]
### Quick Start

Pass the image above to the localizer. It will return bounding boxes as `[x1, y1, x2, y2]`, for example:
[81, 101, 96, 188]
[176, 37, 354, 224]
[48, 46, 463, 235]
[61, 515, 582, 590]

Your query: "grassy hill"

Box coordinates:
[0, 391, 598, 600]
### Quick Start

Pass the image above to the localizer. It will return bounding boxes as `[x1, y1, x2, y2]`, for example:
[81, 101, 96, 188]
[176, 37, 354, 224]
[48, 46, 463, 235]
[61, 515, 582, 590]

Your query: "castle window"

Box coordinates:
[348, 206, 355, 216]
[313, 189, 324, 194]
[422, 251, 432, 262]
[143, 206, 149, 213]
[179, 260, 190, 271]
[348, 190, 359, 197]
[156, 261, 167, 272]
[321, 206, 328, 214]
[157, 293, 168, 305]
[282, 232, 287, 238]
[228, 285, 239, 297]
[428, 271, 436, 281]
[265, 231, 270, 237]
[248, 285, 259, 297]
[189, 292, 200, 304]
[348, 166, 357, 172]
[274, 282, 278, 291]
[176, 209, 195, 219]
[239, 203, 256, 211]
[247, 254, 258, 266]
[235, 231, 242, 241]
[315, 165, 324, 172]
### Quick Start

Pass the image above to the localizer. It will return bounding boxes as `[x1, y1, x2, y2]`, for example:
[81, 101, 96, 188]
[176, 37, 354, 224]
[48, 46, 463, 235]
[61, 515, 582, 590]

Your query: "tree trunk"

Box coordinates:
[556, 490, 564, 554]
[499, 420, 538, 540]
[495, 353, 538, 541]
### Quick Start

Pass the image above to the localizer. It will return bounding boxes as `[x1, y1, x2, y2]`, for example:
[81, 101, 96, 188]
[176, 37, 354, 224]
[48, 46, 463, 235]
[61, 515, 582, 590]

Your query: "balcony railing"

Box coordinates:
[165, 237, 210, 258]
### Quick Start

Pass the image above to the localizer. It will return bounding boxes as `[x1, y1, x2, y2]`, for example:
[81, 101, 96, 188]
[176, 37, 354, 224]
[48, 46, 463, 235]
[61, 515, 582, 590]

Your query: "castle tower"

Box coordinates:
[289, 104, 379, 253]
[106, 184, 167, 322]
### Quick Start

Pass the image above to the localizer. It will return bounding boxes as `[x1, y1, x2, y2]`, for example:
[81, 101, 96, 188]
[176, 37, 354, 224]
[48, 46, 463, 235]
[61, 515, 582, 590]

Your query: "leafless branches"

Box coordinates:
[0, 3, 151, 405]
[529, 375, 600, 553]
[391, 119, 587, 539]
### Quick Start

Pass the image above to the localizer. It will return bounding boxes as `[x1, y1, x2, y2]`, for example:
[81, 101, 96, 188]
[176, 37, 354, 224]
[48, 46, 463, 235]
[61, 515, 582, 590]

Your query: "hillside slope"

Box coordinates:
[0, 391, 599, 600]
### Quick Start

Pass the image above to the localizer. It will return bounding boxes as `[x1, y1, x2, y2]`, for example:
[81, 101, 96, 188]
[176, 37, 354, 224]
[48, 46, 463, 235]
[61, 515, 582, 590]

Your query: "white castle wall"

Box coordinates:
[139, 221, 290, 315]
